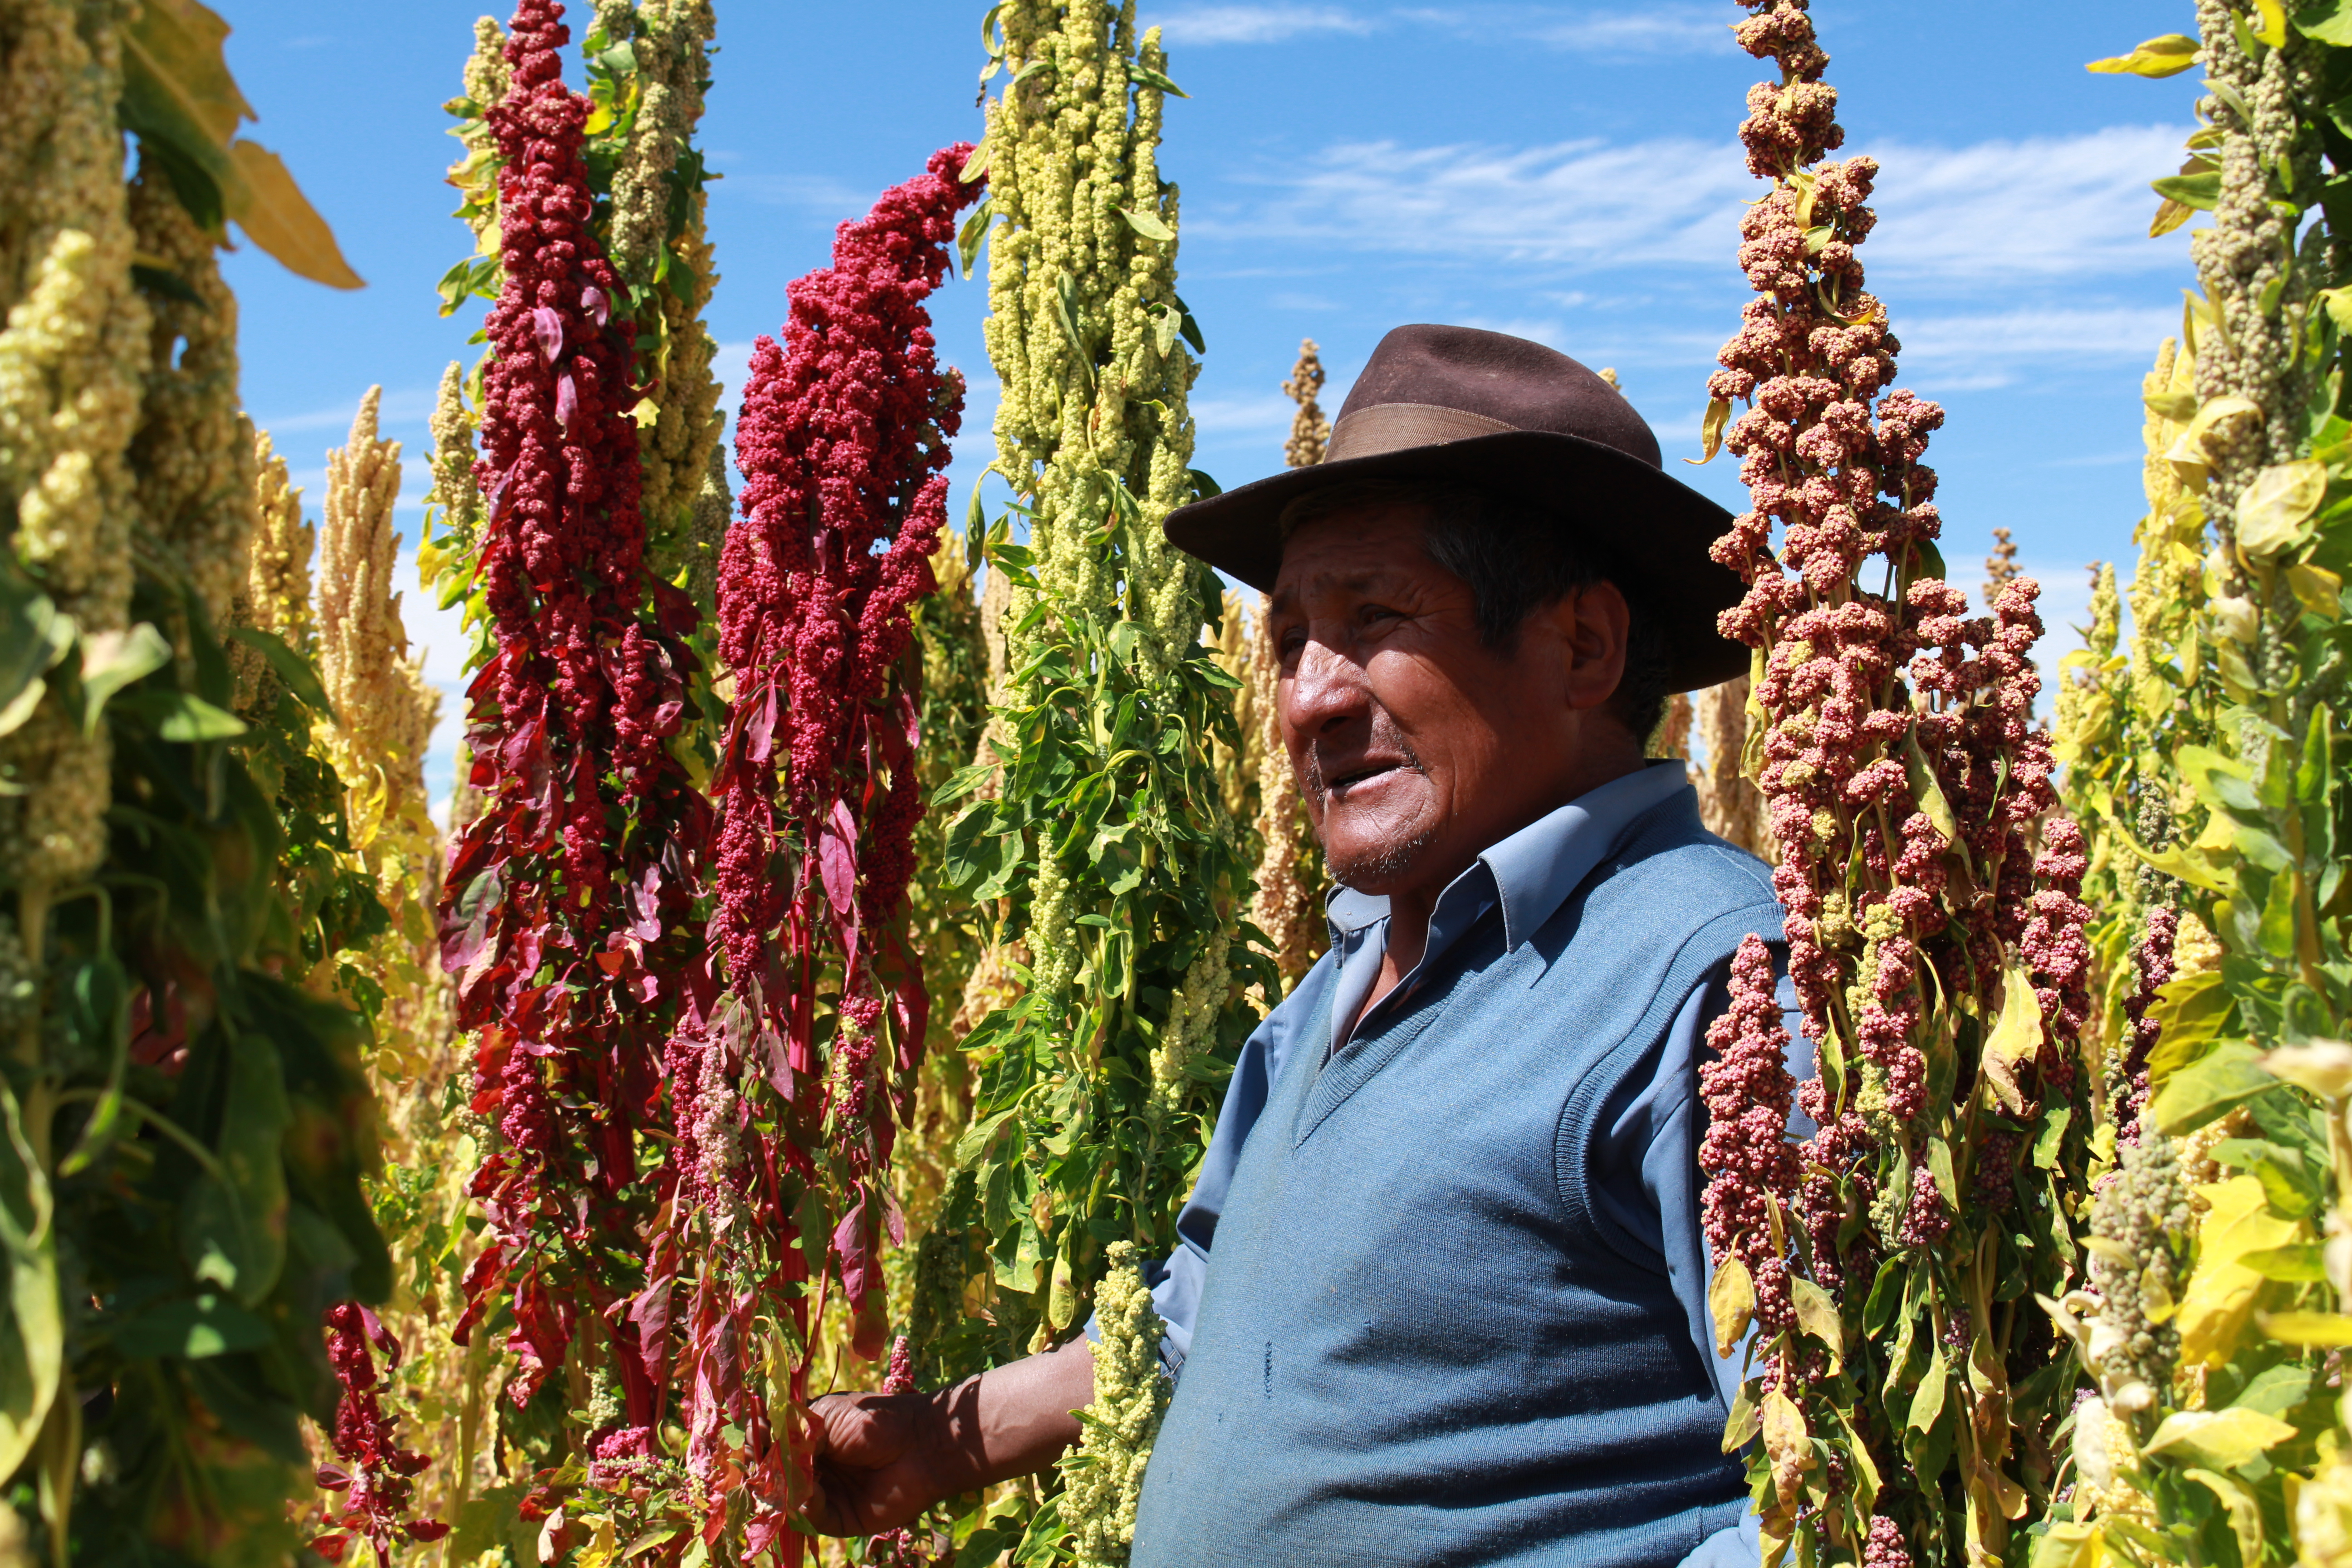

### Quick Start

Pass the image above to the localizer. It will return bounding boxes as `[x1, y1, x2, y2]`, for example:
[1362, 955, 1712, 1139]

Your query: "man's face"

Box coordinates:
[1267, 501, 1633, 900]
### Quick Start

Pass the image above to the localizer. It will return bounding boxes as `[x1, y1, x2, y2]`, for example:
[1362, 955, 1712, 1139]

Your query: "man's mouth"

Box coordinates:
[1326, 761, 1403, 799]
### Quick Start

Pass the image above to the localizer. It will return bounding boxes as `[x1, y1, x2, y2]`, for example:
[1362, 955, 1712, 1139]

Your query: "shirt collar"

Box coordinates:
[1321, 760, 1695, 953]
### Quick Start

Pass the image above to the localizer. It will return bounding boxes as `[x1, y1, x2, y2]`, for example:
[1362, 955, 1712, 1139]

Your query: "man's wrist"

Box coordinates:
[921, 1376, 994, 1496]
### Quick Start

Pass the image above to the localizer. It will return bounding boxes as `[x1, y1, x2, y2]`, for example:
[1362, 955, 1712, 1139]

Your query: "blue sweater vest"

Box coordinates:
[1129, 792, 1782, 1566]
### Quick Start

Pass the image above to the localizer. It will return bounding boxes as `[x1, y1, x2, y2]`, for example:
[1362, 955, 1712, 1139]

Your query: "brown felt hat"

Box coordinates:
[1164, 323, 1750, 691]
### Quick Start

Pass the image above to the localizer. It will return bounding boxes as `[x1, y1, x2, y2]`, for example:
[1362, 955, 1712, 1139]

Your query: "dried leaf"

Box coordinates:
[1762, 1387, 1811, 1505]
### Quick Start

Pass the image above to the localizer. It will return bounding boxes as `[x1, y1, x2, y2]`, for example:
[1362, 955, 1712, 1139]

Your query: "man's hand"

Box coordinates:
[805, 1384, 974, 1537]
[803, 1335, 1098, 1538]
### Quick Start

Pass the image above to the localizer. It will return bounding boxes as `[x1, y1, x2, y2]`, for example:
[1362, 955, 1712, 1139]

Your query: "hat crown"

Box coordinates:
[1335, 324, 1662, 471]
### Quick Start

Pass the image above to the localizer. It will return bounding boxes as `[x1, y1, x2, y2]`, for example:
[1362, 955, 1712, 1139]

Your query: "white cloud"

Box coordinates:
[1857, 126, 2191, 283]
[1893, 305, 2179, 388]
[251, 384, 438, 439]
[1396, 5, 1732, 54]
[1152, 5, 1380, 44]
[1203, 124, 2191, 289]
[1527, 10, 1731, 52]
[1191, 392, 1303, 434]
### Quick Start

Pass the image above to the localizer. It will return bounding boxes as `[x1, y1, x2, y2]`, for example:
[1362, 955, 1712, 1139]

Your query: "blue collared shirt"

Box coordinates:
[1114, 761, 1808, 1565]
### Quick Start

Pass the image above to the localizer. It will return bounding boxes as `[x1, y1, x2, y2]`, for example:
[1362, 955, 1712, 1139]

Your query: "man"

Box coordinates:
[806, 326, 1797, 1565]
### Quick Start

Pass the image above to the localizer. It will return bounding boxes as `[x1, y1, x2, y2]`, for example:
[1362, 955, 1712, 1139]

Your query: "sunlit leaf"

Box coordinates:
[2087, 33, 2200, 76]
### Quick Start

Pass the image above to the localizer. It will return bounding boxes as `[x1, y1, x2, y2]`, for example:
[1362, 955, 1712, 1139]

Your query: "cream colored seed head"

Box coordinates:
[317, 387, 434, 821]
[1062, 1241, 1171, 1566]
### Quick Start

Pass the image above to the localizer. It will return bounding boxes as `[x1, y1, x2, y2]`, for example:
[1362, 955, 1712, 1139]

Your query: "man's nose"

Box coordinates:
[1283, 637, 1368, 741]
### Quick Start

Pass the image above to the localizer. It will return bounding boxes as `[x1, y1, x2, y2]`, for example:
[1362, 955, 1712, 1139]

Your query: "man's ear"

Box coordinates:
[1553, 581, 1630, 713]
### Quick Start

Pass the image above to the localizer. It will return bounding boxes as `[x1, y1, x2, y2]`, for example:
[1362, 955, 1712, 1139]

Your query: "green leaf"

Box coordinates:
[958, 196, 995, 280]
[79, 622, 172, 736]
[2151, 1044, 2278, 1135]
[2087, 33, 2201, 76]
[223, 625, 335, 720]
[1173, 292, 1207, 354]
[2152, 171, 2222, 210]
[2298, 0, 2352, 44]
[1907, 1345, 1948, 1433]
[2145, 970, 2230, 1087]
[180, 1029, 290, 1307]
[1722, 1379, 1762, 1452]
[2032, 1103, 2072, 1169]
[1127, 61, 1189, 98]
[0, 574, 70, 742]
[0, 1078, 60, 1487]
[152, 691, 246, 742]
[1119, 206, 1173, 242]
[111, 1292, 273, 1360]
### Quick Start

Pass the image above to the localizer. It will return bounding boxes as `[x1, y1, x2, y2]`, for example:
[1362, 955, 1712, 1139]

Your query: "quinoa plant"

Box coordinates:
[1696, 5, 2098, 1564]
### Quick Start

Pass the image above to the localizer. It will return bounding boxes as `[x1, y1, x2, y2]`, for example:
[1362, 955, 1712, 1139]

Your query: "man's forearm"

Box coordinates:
[931, 1333, 1097, 1491]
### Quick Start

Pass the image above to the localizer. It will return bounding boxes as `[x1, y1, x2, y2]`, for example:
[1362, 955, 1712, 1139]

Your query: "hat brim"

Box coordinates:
[1165, 429, 1753, 692]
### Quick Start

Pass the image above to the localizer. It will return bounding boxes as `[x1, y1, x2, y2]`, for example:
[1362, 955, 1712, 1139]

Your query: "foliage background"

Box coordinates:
[211, 0, 2203, 823]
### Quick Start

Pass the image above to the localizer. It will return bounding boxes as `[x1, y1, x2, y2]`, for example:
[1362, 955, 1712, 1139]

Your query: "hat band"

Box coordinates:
[1325, 402, 1519, 462]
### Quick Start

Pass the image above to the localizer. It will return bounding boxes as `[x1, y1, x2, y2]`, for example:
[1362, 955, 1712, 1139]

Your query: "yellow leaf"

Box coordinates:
[2144, 1406, 2298, 1470]
[630, 396, 661, 428]
[2236, 460, 2327, 558]
[2177, 1176, 2301, 1365]
[2029, 1520, 2103, 1568]
[125, 0, 252, 148]
[1710, 1254, 1755, 1359]
[2253, 0, 2288, 46]
[1981, 965, 2044, 1114]
[225, 142, 363, 289]
[2259, 1039, 2352, 1102]
[1791, 1277, 1842, 1370]
[1690, 397, 1732, 466]
[2257, 1309, 2352, 1346]
[2289, 560, 2345, 619]
[2087, 33, 2200, 77]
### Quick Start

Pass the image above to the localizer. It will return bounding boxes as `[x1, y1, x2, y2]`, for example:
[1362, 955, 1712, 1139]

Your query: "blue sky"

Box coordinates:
[215, 1, 2205, 815]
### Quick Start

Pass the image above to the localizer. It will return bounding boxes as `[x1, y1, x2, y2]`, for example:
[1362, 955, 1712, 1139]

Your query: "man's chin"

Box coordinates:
[1323, 820, 1441, 897]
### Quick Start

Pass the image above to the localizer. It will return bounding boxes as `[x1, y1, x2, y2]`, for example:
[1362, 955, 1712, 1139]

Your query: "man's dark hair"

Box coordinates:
[1278, 476, 1673, 744]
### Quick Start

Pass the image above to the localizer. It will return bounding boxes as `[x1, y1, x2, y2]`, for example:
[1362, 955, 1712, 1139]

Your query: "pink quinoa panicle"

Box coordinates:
[1697, 3, 2093, 1442]
[647, 143, 982, 1553]
[313, 1304, 447, 1561]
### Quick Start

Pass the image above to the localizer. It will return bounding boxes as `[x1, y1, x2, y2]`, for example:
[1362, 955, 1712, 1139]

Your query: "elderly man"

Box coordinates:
[808, 326, 1799, 1566]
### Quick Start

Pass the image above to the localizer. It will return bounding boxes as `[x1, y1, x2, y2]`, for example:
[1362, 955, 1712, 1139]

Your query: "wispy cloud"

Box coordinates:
[1200, 123, 2189, 289]
[252, 385, 438, 439]
[1153, 5, 1380, 44]
[1397, 5, 1732, 54]
[1895, 305, 2178, 388]
[1191, 392, 1302, 435]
